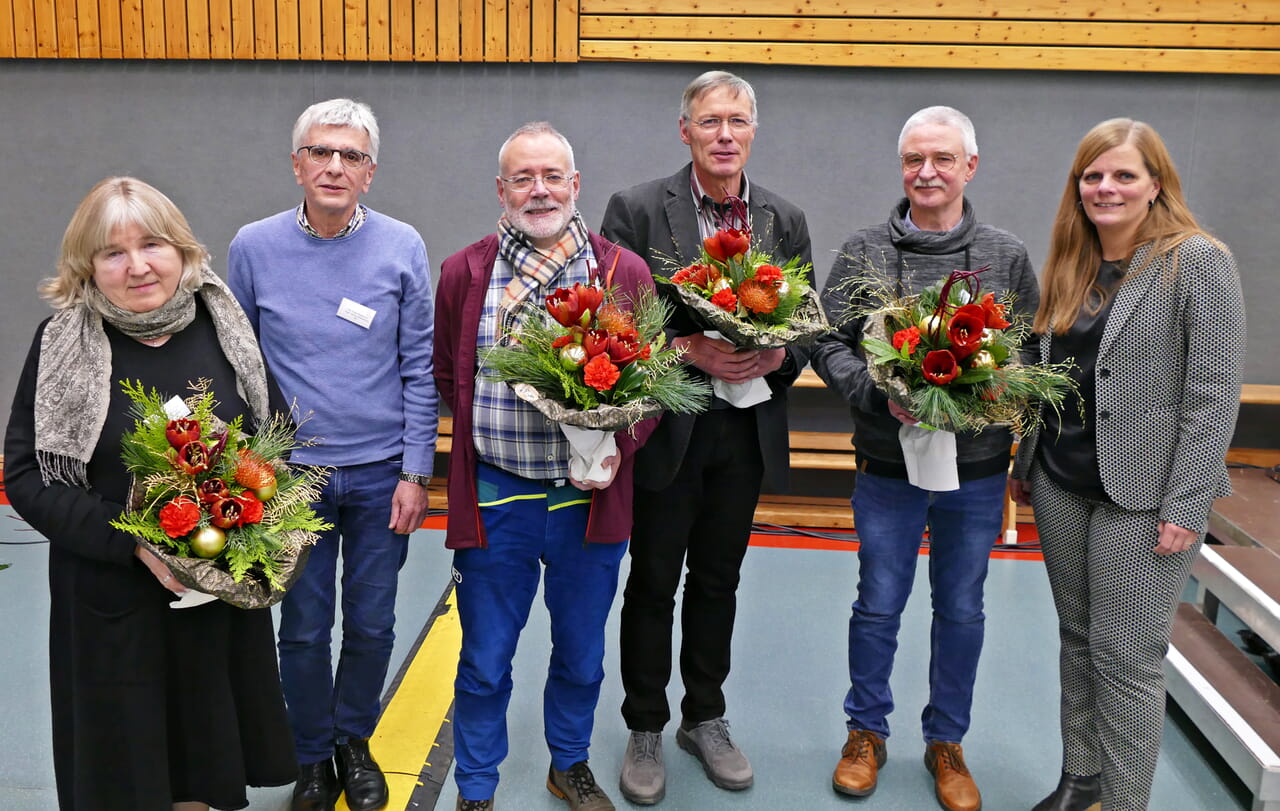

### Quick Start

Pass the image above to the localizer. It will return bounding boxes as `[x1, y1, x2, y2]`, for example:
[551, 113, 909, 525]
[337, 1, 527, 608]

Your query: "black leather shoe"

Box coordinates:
[291, 759, 339, 811]
[1031, 772, 1101, 811]
[336, 738, 390, 811]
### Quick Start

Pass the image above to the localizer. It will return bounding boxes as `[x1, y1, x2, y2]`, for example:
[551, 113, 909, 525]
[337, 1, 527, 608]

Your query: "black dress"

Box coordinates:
[3, 302, 296, 811]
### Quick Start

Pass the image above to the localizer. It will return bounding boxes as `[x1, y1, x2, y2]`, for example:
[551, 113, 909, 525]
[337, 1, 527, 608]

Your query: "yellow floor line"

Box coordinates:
[339, 588, 461, 811]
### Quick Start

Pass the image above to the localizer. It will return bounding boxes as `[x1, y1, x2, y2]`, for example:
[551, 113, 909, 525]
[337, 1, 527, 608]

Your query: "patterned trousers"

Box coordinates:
[1030, 464, 1200, 811]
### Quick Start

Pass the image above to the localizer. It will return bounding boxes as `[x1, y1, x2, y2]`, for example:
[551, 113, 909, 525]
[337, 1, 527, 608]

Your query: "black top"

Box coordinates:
[1038, 260, 1127, 501]
[3, 301, 295, 810]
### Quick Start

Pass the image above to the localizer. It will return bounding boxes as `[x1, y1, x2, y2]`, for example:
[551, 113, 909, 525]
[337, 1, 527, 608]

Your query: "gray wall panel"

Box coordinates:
[2, 60, 1275, 442]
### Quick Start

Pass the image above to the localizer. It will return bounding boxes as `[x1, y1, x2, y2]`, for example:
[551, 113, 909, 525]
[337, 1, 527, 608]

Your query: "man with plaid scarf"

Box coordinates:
[433, 122, 657, 811]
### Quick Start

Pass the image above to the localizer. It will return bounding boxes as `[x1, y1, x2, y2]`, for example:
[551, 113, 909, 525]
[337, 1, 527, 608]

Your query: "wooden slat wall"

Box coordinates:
[0, 0, 578, 60]
[580, 0, 1280, 74]
[1, 0, 1277, 72]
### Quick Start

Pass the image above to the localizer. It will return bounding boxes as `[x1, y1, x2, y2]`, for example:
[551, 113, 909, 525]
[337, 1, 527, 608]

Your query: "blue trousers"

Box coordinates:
[278, 458, 409, 764]
[452, 463, 626, 801]
[845, 471, 1005, 743]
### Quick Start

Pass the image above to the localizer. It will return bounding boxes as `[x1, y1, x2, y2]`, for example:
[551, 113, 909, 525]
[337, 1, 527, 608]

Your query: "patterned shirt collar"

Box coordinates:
[690, 171, 750, 240]
[296, 203, 368, 239]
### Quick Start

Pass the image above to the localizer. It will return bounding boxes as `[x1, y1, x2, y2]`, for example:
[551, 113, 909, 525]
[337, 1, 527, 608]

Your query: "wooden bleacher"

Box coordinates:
[1170, 469, 1280, 811]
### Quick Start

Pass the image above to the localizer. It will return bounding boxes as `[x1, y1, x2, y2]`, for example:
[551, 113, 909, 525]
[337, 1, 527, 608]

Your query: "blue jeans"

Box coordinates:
[278, 458, 409, 764]
[845, 471, 1005, 743]
[452, 463, 626, 801]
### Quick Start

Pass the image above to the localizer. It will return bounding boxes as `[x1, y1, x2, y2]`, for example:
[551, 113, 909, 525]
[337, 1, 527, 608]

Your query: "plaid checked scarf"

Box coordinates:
[495, 210, 590, 340]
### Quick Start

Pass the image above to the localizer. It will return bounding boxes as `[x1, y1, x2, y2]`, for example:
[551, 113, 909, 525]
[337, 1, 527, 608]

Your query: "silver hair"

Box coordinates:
[497, 121, 576, 174]
[291, 98, 381, 162]
[898, 105, 978, 157]
[680, 70, 758, 124]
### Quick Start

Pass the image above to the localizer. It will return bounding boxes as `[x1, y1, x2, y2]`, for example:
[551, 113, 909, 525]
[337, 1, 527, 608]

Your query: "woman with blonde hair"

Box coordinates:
[4, 177, 295, 810]
[1010, 119, 1245, 811]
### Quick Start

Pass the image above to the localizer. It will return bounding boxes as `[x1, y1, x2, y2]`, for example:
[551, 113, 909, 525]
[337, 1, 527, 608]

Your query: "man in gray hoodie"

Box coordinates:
[811, 106, 1039, 811]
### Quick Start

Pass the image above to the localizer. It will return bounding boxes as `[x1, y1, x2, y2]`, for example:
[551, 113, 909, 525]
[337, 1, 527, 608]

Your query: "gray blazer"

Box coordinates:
[600, 163, 813, 492]
[1013, 234, 1246, 533]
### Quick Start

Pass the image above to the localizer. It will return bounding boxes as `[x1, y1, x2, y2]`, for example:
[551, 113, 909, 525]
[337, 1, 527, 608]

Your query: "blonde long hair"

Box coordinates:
[40, 176, 208, 311]
[1035, 118, 1218, 334]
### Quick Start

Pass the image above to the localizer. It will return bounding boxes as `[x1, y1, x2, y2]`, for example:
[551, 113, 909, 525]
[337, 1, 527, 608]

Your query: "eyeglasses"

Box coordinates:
[298, 144, 373, 169]
[500, 174, 573, 192]
[690, 117, 755, 133]
[900, 152, 960, 173]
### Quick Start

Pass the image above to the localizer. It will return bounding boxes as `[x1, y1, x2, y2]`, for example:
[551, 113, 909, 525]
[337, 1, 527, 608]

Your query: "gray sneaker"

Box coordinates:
[619, 731, 665, 805]
[676, 718, 753, 790]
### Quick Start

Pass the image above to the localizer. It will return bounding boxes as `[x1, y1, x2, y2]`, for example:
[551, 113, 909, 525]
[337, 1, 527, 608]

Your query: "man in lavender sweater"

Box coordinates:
[229, 98, 438, 811]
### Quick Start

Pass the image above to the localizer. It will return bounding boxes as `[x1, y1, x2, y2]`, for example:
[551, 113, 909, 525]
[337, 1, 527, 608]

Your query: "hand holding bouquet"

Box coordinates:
[656, 195, 829, 349]
[857, 268, 1076, 434]
[110, 380, 331, 608]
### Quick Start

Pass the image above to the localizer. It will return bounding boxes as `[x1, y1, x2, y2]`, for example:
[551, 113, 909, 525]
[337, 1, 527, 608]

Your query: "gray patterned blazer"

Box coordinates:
[1012, 234, 1246, 533]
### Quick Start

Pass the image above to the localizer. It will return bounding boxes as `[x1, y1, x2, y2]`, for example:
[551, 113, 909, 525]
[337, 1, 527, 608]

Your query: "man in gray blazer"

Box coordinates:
[600, 70, 812, 806]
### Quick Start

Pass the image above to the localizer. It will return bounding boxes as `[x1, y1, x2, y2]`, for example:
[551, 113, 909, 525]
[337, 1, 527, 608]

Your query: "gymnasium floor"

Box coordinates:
[0, 502, 1252, 811]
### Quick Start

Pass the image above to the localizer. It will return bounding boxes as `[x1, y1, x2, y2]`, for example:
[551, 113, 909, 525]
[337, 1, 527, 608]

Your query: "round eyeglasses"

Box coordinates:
[500, 174, 573, 192]
[900, 152, 960, 173]
[298, 145, 373, 169]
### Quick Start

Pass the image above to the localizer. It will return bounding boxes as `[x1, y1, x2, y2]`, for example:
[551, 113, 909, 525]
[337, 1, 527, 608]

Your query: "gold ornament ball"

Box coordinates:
[190, 525, 227, 559]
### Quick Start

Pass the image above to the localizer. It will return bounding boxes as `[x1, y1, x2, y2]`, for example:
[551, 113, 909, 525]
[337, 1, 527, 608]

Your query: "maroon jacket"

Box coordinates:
[433, 231, 658, 550]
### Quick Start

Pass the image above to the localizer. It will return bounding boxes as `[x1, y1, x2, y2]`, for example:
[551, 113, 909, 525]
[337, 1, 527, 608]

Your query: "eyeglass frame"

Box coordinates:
[297, 144, 374, 169]
[899, 151, 962, 173]
[688, 116, 756, 133]
[498, 173, 575, 193]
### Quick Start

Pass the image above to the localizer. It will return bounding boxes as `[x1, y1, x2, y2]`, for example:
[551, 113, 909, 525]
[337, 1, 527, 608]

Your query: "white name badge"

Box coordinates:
[337, 297, 376, 329]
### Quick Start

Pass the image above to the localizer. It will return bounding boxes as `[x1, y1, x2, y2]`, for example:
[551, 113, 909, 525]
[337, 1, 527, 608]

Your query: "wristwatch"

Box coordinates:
[398, 472, 430, 487]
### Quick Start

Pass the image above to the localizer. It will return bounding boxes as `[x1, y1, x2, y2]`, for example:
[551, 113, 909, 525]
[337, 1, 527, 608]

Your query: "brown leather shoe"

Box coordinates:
[924, 742, 981, 811]
[832, 729, 887, 796]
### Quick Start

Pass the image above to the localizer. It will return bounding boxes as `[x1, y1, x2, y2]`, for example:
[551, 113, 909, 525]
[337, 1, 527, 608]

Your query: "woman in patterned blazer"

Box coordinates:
[1009, 119, 1246, 811]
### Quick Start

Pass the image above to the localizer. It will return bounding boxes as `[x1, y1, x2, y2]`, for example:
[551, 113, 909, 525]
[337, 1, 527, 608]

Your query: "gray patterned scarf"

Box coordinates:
[33, 267, 270, 487]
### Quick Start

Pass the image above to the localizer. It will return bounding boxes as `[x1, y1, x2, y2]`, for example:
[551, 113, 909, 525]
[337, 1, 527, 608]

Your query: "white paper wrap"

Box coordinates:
[169, 589, 220, 610]
[560, 424, 618, 485]
[705, 330, 773, 408]
[898, 424, 959, 492]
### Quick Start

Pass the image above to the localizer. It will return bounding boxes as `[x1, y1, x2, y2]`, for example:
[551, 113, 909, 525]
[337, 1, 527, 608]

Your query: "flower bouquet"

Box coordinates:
[109, 379, 332, 609]
[856, 268, 1076, 434]
[481, 263, 710, 482]
[655, 196, 829, 350]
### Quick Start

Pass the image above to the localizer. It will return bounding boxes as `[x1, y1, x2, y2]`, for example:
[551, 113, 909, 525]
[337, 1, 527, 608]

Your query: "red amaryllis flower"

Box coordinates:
[210, 497, 244, 529]
[158, 496, 200, 538]
[604, 332, 644, 365]
[197, 477, 231, 505]
[893, 326, 922, 355]
[164, 418, 201, 449]
[753, 264, 784, 286]
[703, 228, 750, 263]
[946, 304, 988, 359]
[583, 354, 621, 391]
[581, 328, 611, 358]
[979, 293, 1011, 329]
[709, 287, 738, 312]
[737, 278, 780, 314]
[922, 349, 961, 385]
[172, 441, 212, 475]
[551, 333, 575, 349]
[546, 283, 605, 329]
[675, 263, 720, 289]
[236, 492, 265, 526]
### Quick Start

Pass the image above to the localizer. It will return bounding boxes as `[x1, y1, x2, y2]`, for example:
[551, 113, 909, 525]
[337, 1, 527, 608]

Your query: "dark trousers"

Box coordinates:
[620, 408, 765, 731]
